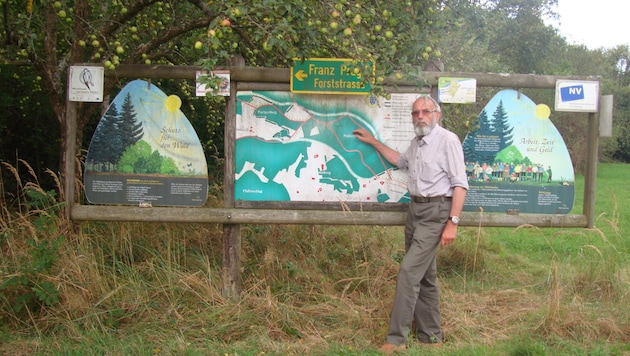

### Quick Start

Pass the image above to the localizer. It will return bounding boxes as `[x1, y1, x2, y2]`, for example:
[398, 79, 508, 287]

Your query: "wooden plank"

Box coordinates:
[71, 205, 588, 228]
[105, 64, 200, 80]
[107, 64, 599, 89]
[237, 82, 290, 91]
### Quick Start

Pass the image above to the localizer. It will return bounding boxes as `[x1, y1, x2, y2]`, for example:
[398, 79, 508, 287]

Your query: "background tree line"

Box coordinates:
[0, 0, 628, 199]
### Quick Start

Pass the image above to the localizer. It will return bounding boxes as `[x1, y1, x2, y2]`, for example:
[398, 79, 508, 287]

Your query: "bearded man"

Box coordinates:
[353, 96, 468, 354]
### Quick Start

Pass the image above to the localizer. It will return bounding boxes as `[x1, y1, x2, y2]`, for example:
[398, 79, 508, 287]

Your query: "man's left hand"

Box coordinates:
[440, 223, 457, 247]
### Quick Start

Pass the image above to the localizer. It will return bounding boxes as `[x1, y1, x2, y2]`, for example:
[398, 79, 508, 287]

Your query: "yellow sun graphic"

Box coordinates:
[165, 95, 182, 112]
[535, 103, 551, 119]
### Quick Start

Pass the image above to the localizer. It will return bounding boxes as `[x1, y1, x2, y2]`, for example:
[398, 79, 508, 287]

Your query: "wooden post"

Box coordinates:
[424, 60, 444, 100]
[63, 100, 78, 221]
[583, 112, 599, 228]
[221, 56, 245, 300]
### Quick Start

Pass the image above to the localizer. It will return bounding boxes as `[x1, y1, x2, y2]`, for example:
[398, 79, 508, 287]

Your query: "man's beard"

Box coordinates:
[414, 120, 436, 137]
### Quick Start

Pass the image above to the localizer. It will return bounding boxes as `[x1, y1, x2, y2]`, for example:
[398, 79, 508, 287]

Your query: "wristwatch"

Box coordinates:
[448, 216, 460, 224]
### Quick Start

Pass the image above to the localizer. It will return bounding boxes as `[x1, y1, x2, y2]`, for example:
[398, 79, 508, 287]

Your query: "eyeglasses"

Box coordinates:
[411, 109, 438, 117]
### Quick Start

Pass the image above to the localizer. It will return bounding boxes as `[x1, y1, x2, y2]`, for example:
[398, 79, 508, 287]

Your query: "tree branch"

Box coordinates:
[131, 18, 213, 62]
[101, 0, 161, 39]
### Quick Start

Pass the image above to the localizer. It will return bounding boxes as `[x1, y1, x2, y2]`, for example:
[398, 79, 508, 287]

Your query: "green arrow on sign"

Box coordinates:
[290, 58, 373, 95]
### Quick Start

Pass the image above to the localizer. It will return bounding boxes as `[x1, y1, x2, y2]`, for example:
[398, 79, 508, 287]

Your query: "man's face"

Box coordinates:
[411, 100, 440, 137]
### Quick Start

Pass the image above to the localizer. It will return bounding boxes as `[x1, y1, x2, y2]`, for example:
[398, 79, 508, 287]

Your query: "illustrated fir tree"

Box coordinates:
[118, 93, 144, 151]
[462, 118, 477, 162]
[86, 113, 108, 169]
[86, 104, 122, 171]
[462, 109, 492, 163]
[492, 100, 513, 149]
[478, 107, 493, 132]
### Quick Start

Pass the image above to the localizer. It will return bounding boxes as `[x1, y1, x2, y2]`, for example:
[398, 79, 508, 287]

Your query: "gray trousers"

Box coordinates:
[385, 200, 450, 345]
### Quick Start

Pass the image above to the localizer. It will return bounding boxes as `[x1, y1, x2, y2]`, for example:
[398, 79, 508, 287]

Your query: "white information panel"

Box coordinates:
[554, 80, 599, 112]
[438, 77, 477, 103]
[68, 65, 104, 102]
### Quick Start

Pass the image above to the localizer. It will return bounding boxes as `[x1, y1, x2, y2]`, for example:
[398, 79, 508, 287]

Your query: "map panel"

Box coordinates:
[235, 91, 423, 203]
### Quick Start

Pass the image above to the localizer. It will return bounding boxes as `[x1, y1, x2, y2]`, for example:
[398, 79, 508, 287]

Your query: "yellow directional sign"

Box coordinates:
[290, 58, 373, 95]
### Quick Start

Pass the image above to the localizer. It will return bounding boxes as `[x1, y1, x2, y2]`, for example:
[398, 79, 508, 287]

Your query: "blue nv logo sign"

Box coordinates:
[560, 84, 585, 102]
[555, 80, 599, 112]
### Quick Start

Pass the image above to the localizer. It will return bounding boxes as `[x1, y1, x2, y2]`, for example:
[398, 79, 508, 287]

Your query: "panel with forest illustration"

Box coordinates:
[84, 80, 208, 207]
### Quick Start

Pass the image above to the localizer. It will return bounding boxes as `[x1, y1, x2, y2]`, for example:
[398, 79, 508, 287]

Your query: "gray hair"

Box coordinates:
[413, 96, 441, 113]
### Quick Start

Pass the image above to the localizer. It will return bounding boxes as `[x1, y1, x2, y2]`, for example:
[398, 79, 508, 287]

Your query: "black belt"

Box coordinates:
[411, 195, 452, 203]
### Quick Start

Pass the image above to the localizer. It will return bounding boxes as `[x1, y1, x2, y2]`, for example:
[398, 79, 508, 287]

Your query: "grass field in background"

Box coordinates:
[0, 163, 629, 355]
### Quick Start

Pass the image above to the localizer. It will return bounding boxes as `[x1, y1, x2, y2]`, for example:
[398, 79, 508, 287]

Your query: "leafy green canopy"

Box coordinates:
[2, 0, 451, 86]
[196, 0, 449, 79]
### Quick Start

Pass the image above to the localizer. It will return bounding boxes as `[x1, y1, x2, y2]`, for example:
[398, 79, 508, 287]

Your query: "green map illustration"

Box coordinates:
[235, 91, 421, 202]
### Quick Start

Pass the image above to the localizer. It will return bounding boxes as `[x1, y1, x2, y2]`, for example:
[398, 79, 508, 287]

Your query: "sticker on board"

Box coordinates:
[84, 80, 208, 207]
[462, 89, 575, 214]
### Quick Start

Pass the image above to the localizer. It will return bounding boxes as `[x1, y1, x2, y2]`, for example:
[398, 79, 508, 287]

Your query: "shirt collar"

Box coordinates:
[415, 125, 442, 145]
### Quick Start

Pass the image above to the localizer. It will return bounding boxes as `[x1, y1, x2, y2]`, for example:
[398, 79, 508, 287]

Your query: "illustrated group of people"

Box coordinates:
[466, 161, 553, 183]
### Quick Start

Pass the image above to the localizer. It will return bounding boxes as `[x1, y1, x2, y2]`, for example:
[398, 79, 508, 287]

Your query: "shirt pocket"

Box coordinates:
[418, 158, 441, 183]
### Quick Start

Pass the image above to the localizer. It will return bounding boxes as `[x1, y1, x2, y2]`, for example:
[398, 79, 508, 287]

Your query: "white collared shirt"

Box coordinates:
[397, 125, 469, 197]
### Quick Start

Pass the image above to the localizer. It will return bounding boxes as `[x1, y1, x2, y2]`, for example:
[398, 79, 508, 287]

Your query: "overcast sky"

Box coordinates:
[551, 0, 627, 49]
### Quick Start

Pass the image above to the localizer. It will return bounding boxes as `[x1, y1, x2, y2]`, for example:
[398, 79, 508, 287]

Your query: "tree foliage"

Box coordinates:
[0, 65, 60, 186]
[117, 140, 179, 174]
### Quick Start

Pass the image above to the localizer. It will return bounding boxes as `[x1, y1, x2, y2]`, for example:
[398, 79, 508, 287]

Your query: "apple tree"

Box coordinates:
[0, 0, 447, 204]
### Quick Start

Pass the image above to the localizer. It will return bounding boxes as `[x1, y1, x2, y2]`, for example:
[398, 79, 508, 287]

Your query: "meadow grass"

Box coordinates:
[0, 161, 629, 355]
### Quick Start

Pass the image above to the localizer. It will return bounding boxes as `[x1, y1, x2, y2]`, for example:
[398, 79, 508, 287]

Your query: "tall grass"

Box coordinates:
[1, 161, 629, 355]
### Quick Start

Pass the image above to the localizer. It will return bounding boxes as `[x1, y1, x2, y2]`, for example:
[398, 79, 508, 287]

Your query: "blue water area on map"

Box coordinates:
[235, 138, 307, 200]
[237, 171, 290, 201]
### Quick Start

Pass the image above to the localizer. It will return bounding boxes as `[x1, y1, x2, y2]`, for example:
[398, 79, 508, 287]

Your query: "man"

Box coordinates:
[353, 96, 468, 354]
